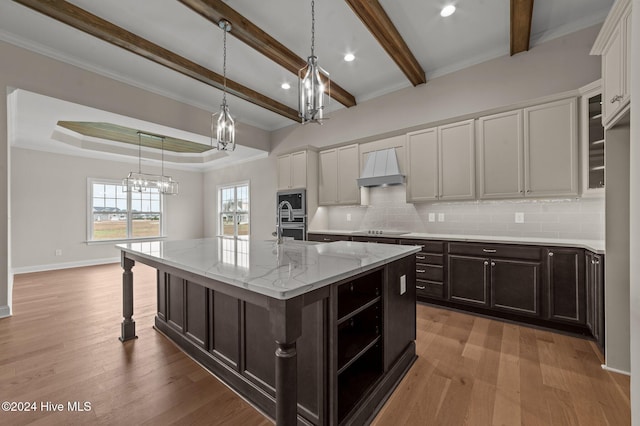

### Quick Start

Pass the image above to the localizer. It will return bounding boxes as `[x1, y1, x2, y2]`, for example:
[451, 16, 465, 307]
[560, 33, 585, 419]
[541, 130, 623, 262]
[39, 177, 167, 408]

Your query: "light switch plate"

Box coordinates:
[428, 213, 435, 222]
[346, 213, 352, 222]
[515, 212, 525, 223]
[438, 213, 445, 222]
[400, 275, 406, 295]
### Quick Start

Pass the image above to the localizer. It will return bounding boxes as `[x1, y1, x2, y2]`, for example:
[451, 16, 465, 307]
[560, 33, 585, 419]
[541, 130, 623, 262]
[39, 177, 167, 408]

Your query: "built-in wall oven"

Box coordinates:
[277, 189, 307, 240]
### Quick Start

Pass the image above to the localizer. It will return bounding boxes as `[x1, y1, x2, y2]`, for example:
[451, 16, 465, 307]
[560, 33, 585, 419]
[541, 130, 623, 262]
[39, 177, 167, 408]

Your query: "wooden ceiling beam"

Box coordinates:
[510, 0, 534, 55]
[345, 0, 425, 86]
[13, 0, 301, 122]
[179, 0, 357, 108]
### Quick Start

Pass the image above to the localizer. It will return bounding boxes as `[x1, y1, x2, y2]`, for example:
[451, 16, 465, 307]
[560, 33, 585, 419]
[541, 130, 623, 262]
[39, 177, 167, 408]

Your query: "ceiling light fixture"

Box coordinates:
[123, 132, 179, 195]
[299, 0, 330, 124]
[344, 53, 355, 62]
[440, 5, 456, 17]
[212, 20, 235, 151]
[281, 82, 291, 90]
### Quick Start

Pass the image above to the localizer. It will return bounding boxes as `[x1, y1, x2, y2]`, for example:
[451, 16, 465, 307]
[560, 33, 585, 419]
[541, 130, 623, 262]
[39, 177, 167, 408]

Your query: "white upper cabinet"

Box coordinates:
[477, 110, 524, 199]
[477, 99, 578, 199]
[580, 81, 605, 197]
[524, 98, 578, 197]
[406, 119, 475, 202]
[438, 120, 475, 200]
[406, 128, 439, 202]
[277, 150, 308, 190]
[591, 0, 631, 128]
[318, 144, 360, 206]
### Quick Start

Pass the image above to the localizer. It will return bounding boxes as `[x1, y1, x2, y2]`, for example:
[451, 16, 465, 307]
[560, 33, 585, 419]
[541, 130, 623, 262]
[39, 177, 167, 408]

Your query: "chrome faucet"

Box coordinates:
[276, 200, 294, 244]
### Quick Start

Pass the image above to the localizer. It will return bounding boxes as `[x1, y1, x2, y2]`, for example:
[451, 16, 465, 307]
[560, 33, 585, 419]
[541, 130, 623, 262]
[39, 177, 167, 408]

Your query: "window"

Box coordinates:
[218, 183, 249, 237]
[88, 179, 163, 241]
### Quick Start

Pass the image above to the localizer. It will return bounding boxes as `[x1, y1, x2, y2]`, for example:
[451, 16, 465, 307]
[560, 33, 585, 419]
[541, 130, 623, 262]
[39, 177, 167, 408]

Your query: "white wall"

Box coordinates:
[0, 38, 270, 316]
[629, 0, 639, 424]
[203, 156, 277, 240]
[326, 186, 605, 240]
[10, 147, 204, 271]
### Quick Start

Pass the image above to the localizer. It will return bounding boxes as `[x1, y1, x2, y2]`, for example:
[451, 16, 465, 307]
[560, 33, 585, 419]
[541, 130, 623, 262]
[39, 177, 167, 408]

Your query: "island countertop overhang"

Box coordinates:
[117, 237, 421, 300]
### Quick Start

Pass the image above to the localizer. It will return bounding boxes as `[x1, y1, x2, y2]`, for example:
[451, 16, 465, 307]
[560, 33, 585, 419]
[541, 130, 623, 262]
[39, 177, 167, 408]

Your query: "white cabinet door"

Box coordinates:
[337, 144, 360, 205]
[524, 98, 578, 197]
[438, 119, 475, 200]
[319, 149, 338, 205]
[406, 128, 439, 202]
[290, 151, 307, 189]
[478, 110, 524, 199]
[277, 154, 291, 190]
[602, 24, 624, 124]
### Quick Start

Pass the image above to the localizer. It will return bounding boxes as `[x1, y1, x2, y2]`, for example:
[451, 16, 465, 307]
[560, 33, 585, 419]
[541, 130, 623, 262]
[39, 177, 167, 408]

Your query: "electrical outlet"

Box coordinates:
[438, 213, 445, 222]
[400, 275, 406, 295]
[515, 212, 525, 223]
[346, 213, 352, 222]
[428, 213, 435, 222]
[55, 249, 62, 256]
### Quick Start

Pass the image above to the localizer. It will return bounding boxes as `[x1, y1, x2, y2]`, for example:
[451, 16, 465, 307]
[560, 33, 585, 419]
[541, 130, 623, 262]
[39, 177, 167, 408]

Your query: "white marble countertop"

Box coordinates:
[308, 230, 605, 254]
[117, 237, 420, 300]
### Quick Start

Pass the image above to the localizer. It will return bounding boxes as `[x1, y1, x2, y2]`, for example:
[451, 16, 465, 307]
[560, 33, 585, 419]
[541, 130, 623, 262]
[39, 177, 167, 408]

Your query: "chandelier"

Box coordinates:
[212, 19, 236, 151]
[122, 132, 179, 195]
[299, 0, 330, 124]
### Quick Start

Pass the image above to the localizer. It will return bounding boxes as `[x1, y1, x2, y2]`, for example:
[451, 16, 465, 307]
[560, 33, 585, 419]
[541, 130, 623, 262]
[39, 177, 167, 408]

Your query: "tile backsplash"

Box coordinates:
[325, 185, 604, 240]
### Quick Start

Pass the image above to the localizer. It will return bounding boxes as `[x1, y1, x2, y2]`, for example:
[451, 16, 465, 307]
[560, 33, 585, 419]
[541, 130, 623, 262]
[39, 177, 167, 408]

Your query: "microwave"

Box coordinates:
[277, 189, 306, 220]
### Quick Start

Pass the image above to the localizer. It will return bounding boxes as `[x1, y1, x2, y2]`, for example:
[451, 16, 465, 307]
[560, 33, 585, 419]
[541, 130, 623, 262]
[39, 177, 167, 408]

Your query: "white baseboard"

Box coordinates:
[11, 257, 120, 275]
[0, 305, 11, 318]
[601, 364, 631, 376]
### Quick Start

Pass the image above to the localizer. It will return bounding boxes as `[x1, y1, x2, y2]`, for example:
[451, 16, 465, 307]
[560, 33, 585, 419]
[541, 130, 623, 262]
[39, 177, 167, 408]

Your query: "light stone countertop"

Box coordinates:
[117, 237, 420, 300]
[308, 230, 605, 254]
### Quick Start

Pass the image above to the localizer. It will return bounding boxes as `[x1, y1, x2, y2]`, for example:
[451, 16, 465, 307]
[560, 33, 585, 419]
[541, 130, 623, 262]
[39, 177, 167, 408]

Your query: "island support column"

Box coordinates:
[269, 297, 303, 426]
[119, 254, 137, 342]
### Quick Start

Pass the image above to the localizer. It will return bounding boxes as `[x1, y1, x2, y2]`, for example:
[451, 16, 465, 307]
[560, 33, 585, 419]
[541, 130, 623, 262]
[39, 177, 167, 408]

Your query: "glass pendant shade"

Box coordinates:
[299, 55, 329, 124]
[213, 103, 235, 151]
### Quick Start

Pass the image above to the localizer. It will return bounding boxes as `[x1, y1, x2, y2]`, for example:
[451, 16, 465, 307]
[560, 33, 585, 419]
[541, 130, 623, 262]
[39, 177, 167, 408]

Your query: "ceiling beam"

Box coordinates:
[13, 0, 301, 122]
[178, 0, 357, 108]
[345, 0, 425, 86]
[510, 0, 534, 55]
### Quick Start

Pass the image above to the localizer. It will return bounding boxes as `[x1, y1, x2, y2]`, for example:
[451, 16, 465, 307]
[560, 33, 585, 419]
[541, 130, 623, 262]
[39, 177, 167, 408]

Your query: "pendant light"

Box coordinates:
[212, 20, 236, 151]
[299, 0, 330, 124]
[123, 132, 179, 195]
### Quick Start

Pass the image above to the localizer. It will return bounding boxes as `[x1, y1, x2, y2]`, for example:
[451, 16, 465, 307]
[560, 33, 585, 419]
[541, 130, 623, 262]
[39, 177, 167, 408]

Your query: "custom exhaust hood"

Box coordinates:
[357, 148, 405, 187]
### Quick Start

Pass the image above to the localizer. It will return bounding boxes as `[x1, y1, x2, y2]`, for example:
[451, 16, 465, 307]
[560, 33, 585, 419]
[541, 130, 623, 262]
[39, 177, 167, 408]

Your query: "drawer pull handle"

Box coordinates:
[610, 94, 623, 103]
[323, 238, 331, 241]
[416, 255, 426, 260]
[416, 285, 426, 290]
[483, 249, 497, 253]
[417, 269, 426, 273]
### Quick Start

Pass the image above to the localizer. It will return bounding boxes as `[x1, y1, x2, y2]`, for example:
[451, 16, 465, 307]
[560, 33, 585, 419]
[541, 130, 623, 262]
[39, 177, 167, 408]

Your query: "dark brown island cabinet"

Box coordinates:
[309, 233, 605, 352]
[118, 239, 419, 426]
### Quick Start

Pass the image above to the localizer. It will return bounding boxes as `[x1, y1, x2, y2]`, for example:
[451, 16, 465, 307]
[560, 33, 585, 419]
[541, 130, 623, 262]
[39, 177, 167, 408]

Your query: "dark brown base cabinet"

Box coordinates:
[154, 256, 417, 425]
[308, 233, 604, 351]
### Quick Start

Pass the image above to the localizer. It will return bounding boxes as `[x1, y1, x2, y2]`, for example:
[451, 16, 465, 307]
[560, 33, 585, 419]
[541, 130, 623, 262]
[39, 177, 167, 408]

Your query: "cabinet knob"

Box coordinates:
[548, 252, 554, 257]
[610, 95, 623, 103]
[595, 259, 600, 265]
[591, 259, 596, 264]
[526, 189, 531, 193]
[484, 261, 489, 266]
[491, 262, 496, 267]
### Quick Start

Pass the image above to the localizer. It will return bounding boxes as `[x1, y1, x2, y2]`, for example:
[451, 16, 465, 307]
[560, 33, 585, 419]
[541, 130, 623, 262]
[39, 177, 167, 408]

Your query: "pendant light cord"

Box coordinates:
[161, 136, 165, 178]
[222, 22, 228, 107]
[311, 0, 315, 57]
[138, 132, 142, 174]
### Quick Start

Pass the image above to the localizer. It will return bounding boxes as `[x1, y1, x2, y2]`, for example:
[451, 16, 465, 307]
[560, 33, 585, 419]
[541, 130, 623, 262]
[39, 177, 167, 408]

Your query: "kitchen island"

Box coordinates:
[117, 238, 420, 426]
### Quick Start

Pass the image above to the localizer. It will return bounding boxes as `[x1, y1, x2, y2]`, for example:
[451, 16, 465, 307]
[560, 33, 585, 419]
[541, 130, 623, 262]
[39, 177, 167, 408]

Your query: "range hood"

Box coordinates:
[357, 148, 405, 187]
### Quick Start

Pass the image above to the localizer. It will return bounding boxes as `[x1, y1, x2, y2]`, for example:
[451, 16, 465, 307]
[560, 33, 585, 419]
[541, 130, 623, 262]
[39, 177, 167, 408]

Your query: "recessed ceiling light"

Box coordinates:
[281, 82, 291, 90]
[344, 53, 355, 62]
[440, 5, 456, 17]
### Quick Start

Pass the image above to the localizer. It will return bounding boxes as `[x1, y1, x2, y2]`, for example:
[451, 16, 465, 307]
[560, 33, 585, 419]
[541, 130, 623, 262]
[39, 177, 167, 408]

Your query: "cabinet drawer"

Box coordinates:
[308, 233, 350, 242]
[400, 240, 443, 254]
[415, 253, 443, 265]
[416, 280, 444, 299]
[448, 243, 541, 260]
[352, 236, 398, 244]
[416, 264, 443, 282]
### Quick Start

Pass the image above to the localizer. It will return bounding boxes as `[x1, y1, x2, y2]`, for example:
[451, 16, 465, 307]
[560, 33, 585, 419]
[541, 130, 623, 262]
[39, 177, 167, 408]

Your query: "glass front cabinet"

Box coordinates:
[580, 80, 605, 196]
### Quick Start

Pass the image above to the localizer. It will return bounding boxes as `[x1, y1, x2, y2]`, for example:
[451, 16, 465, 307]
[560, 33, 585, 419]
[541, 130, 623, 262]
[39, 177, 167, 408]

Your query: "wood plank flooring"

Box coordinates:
[0, 264, 630, 425]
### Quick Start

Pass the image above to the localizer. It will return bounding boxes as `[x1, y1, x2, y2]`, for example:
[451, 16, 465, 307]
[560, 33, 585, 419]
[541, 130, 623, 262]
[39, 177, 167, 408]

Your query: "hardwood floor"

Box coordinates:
[1, 264, 630, 425]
